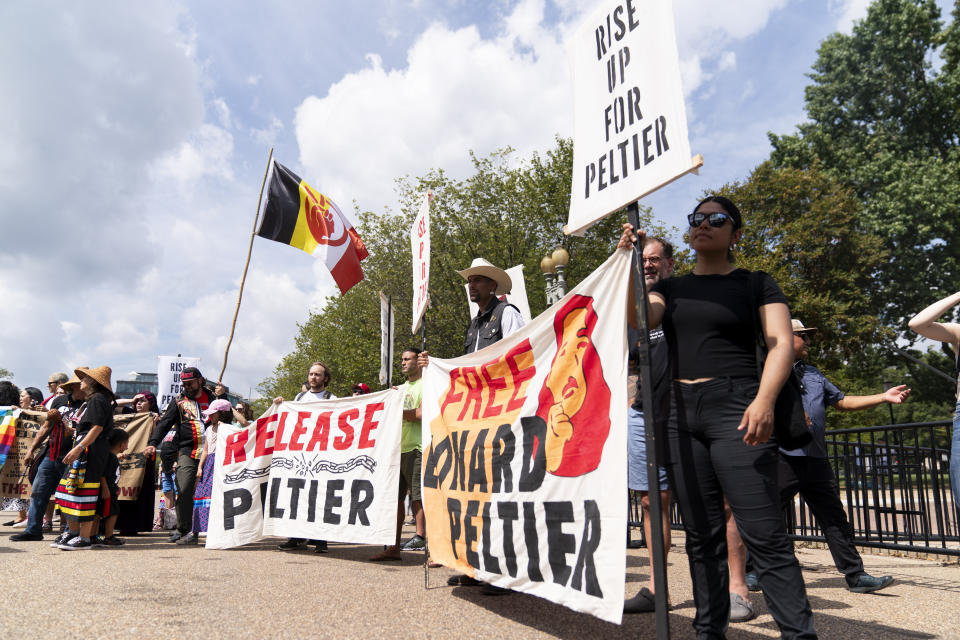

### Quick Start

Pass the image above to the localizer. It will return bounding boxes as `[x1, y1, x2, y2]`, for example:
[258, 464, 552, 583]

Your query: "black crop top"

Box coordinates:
[650, 269, 788, 379]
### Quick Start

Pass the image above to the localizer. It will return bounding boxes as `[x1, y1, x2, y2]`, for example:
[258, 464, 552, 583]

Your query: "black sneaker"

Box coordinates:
[313, 540, 328, 553]
[167, 531, 183, 543]
[176, 532, 198, 545]
[847, 573, 894, 593]
[102, 535, 125, 547]
[90, 536, 105, 548]
[50, 531, 72, 548]
[10, 532, 44, 542]
[278, 538, 306, 550]
[400, 535, 426, 551]
[59, 536, 93, 550]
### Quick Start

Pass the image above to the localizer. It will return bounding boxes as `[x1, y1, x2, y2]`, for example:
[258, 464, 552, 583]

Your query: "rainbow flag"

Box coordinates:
[0, 407, 17, 469]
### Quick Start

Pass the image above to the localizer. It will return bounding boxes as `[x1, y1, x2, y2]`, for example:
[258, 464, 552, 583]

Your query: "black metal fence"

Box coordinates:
[628, 420, 960, 557]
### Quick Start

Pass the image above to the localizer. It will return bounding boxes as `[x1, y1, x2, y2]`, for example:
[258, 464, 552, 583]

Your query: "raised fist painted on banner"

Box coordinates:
[537, 294, 611, 476]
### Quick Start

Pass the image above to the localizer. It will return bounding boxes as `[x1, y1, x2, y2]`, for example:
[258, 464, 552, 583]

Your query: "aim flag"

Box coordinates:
[257, 161, 369, 294]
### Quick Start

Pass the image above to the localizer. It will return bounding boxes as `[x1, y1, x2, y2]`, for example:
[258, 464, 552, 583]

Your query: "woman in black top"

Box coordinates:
[621, 196, 816, 639]
[53, 366, 115, 550]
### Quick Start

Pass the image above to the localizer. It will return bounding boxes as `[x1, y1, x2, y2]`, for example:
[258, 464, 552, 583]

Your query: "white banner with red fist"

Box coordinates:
[205, 389, 404, 549]
[422, 249, 631, 623]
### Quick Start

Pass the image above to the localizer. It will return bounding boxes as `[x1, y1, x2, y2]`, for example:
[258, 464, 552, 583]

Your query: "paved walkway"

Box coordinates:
[1, 512, 957, 639]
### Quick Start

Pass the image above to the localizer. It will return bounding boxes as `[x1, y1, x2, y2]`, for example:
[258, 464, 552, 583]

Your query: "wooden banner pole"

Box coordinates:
[218, 147, 273, 384]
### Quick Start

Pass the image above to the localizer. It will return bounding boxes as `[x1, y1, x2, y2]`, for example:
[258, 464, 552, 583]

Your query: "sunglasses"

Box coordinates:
[687, 211, 731, 228]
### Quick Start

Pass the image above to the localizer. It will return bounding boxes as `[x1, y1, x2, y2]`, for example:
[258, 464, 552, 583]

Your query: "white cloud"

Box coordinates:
[150, 122, 235, 187]
[830, 0, 872, 32]
[212, 97, 233, 129]
[250, 115, 285, 147]
[294, 0, 571, 213]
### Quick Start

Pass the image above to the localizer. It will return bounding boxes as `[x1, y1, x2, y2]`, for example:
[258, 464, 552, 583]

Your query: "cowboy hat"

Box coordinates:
[457, 258, 512, 294]
[75, 366, 114, 397]
[791, 319, 818, 334]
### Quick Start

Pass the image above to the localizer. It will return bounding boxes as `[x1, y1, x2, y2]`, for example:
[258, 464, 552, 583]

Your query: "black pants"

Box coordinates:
[778, 455, 863, 584]
[175, 453, 199, 535]
[667, 378, 816, 640]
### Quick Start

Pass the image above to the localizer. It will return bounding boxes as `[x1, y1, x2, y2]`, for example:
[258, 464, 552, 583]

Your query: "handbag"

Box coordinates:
[749, 271, 812, 450]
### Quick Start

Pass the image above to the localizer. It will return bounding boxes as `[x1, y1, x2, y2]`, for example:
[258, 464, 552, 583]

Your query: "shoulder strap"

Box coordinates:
[294, 391, 306, 401]
[749, 270, 765, 379]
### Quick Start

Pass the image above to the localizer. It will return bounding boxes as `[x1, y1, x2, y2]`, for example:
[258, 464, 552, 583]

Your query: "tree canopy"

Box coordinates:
[769, 0, 960, 334]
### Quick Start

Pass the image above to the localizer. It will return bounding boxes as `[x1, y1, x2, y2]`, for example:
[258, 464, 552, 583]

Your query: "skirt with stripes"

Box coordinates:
[55, 440, 109, 522]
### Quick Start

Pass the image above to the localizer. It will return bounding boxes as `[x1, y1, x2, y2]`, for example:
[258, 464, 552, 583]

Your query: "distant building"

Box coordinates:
[115, 371, 243, 409]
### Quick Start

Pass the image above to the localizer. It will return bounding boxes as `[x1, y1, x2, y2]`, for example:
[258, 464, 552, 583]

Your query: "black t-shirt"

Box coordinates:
[104, 453, 120, 493]
[77, 392, 115, 442]
[650, 269, 787, 379]
[630, 327, 670, 412]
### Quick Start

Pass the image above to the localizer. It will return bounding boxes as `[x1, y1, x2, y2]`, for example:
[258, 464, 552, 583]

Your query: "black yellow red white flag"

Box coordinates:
[257, 160, 368, 294]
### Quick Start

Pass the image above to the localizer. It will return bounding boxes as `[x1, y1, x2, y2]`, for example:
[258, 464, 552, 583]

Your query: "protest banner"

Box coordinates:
[465, 264, 532, 323]
[114, 413, 156, 501]
[411, 192, 431, 334]
[157, 355, 201, 410]
[422, 250, 631, 623]
[0, 408, 43, 500]
[566, 0, 699, 235]
[206, 389, 404, 549]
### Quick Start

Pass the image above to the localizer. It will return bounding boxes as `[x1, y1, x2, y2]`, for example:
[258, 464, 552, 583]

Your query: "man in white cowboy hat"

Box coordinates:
[419, 257, 525, 592]
[746, 319, 911, 594]
[458, 258, 525, 354]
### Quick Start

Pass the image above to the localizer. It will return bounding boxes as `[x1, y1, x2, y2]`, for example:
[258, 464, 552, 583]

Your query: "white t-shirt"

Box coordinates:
[295, 389, 337, 401]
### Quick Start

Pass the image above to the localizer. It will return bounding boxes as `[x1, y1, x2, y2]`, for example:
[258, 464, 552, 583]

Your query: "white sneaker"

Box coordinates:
[58, 536, 93, 550]
[50, 531, 72, 548]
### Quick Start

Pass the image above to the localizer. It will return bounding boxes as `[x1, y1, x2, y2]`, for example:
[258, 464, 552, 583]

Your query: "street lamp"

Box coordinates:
[541, 246, 570, 305]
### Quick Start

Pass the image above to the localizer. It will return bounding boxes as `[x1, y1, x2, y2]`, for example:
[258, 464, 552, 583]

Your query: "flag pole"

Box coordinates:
[218, 147, 273, 384]
[626, 201, 670, 639]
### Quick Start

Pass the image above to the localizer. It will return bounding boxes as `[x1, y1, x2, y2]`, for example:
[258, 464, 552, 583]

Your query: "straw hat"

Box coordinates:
[457, 258, 512, 294]
[59, 372, 83, 391]
[75, 366, 114, 397]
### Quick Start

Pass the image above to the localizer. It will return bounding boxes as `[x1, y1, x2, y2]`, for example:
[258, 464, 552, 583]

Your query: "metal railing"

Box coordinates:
[628, 420, 960, 557]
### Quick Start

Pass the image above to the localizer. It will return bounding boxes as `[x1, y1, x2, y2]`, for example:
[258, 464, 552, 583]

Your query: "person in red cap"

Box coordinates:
[143, 366, 212, 544]
[351, 382, 371, 396]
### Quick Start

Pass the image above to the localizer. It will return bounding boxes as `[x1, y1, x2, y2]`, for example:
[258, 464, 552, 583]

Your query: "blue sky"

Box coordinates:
[1, 0, 949, 399]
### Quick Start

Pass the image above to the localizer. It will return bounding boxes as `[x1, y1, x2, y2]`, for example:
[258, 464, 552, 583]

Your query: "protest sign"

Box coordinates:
[0, 408, 42, 500]
[114, 413, 156, 501]
[465, 264, 532, 323]
[157, 355, 201, 410]
[411, 192, 431, 334]
[422, 250, 631, 623]
[566, 0, 698, 235]
[206, 389, 404, 549]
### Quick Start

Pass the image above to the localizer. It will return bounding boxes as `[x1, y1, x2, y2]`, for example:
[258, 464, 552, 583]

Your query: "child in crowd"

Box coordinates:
[95, 428, 130, 547]
[187, 398, 233, 543]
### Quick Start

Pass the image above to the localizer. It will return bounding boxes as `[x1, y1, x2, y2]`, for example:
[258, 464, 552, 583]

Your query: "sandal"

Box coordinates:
[370, 549, 402, 562]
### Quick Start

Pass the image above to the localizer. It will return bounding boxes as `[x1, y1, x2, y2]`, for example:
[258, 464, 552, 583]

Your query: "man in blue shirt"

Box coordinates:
[773, 319, 911, 594]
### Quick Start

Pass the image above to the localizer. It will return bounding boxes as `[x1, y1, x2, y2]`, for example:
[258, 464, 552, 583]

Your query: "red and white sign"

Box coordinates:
[423, 250, 632, 623]
[205, 390, 404, 549]
[411, 192, 431, 333]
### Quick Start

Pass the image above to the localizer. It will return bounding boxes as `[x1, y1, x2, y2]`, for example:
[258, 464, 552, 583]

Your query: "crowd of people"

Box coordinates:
[2, 193, 959, 639]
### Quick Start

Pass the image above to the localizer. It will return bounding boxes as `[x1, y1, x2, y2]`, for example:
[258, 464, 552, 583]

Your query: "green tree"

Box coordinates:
[0, 367, 12, 380]
[260, 138, 672, 399]
[709, 162, 891, 371]
[769, 0, 960, 333]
